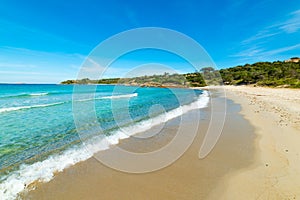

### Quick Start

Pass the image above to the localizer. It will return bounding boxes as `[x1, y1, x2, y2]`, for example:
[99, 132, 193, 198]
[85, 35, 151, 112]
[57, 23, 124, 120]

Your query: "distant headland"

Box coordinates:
[61, 59, 300, 88]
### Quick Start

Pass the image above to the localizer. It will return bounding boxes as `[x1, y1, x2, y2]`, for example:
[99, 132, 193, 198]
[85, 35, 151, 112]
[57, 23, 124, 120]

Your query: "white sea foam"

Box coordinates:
[0, 93, 49, 98]
[0, 146, 93, 200]
[0, 93, 137, 113]
[76, 93, 138, 102]
[0, 102, 65, 113]
[28, 92, 49, 96]
[101, 93, 138, 99]
[112, 90, 210, 138]
[0, 91, 209, 200]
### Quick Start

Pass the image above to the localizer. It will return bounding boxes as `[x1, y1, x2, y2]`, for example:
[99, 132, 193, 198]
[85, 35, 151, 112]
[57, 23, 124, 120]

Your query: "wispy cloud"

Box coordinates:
[230, 43, 300, 64]
[241, 30, 280, 45]
[279, 9, 300, 33]
[0, 46, 86, 83]
[234, 43, 300, 56]
[263, 43, 300, 55]
[0, 71, 41, 75]
[232, 9, 300, 62]
[0, 62, 37, 68]
[241, 9, 300, 45]
[231, 46, 265, 57]
[0, 46, 85, 59]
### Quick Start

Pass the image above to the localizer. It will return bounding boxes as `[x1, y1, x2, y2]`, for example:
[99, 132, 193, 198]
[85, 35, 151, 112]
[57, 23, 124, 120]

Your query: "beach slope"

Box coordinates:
[24, 90, 256, 200]
[209, 86, 300, 200]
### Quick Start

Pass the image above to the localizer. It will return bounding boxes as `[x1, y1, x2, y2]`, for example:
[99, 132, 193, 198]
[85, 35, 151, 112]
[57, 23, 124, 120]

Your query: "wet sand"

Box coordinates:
[23, 90, 256, 200]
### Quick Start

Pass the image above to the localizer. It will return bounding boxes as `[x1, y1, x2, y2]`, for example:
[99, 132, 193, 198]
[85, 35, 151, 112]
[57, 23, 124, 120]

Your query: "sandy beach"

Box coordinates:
[208, 86, 300, 200]
[22, 86, 300, 199]
[2, 1, 299, 199]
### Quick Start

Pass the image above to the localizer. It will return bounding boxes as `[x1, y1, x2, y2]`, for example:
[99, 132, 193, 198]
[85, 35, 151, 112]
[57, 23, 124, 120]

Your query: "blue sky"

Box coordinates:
[0, 0, 300, 83]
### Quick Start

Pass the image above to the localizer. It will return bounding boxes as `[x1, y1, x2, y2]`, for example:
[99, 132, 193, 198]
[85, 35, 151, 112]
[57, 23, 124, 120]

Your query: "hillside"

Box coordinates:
[61, 60, 300, 88]
[220, 61, 300, 88]
[61, 73, 192, 88]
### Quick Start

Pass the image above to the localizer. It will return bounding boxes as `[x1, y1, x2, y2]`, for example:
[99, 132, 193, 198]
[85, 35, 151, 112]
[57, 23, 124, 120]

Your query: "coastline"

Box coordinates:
[0, 87, 207, 199]
[208, 86, 300, 199]
[23, 89, 257, 199]
[6, 85, 299, 199]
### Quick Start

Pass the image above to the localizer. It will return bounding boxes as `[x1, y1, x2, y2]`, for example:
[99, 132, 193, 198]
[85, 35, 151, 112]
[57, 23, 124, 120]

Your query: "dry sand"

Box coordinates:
[208, 86, 300, 200]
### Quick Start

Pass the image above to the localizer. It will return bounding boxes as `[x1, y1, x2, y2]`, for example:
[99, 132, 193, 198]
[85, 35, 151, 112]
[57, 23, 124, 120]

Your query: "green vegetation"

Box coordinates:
[62, 73, 190, 88]
[117, 73, 189, 87]
[98, 78, 120, 84]
[61, 78, 120, 85]
[61, 60, 300, 88]
[220, 61, 300, 88]
[184, 67, 222, 87]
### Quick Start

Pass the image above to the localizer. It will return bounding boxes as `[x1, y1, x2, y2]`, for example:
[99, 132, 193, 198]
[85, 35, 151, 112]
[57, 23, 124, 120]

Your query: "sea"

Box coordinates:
[0, 84, 209, 199]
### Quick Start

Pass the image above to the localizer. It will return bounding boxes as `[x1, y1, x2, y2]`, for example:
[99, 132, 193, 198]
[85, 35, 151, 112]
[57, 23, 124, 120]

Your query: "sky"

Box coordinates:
[0, 0, 300, 83]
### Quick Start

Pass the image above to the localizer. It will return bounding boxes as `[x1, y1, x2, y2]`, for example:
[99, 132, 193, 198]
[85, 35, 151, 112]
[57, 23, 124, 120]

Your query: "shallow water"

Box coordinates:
[0, 84, 207, 199]
[25, 92, 256, 200]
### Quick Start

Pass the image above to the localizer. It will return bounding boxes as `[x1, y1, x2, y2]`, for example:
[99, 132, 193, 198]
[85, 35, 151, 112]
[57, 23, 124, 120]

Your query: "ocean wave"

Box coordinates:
[101, 93, 138, 99]
[76, 93, 138, 102]
[0, 93, 138, 114]
[108, 90, 209, 141]
[0, 92, 137, 100]
[0, 91, 73, 99]
[0, 102, 66, 114]
[0, 146, 94, 200]
[0, 92, 49, 98]
[0, 91, 209, 200]
[28, 92, 49, 96]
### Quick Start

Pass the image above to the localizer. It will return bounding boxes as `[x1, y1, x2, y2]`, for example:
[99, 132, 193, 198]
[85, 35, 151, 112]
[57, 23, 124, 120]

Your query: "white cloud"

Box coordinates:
[0, 71, 41, 75]
[241, 9, 300, 46]
[0, 46, 86, 83]
[0, 46, 85, 59]
[233, 9, 300, 62]
[231, 46, 265, 57]
[263, 43, 300, 55]
[231, 43, 300, 62]
[0, 63, 37, 68]
[241, 30, 280, 45]
[279, 9, 300, 33]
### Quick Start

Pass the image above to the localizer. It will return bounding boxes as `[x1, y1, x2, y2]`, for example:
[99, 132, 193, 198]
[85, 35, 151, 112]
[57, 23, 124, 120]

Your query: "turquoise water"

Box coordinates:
[0, 84, 206, 199]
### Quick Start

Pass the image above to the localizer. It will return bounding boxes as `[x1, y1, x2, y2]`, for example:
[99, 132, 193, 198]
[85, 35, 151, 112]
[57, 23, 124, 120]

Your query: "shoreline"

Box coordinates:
[23, 89, 257, 200]
[208, 86, 300, 199]
[5, 85, 299, 199]
[0, 89, 208, 200]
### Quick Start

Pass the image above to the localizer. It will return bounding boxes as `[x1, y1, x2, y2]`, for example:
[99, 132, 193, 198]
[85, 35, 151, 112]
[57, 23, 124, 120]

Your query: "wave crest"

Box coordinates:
[76, 93, 138, 102]
[0, 102, 65, 113]
[28, 93, 49, 96]
[0, 91, 208, 200]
